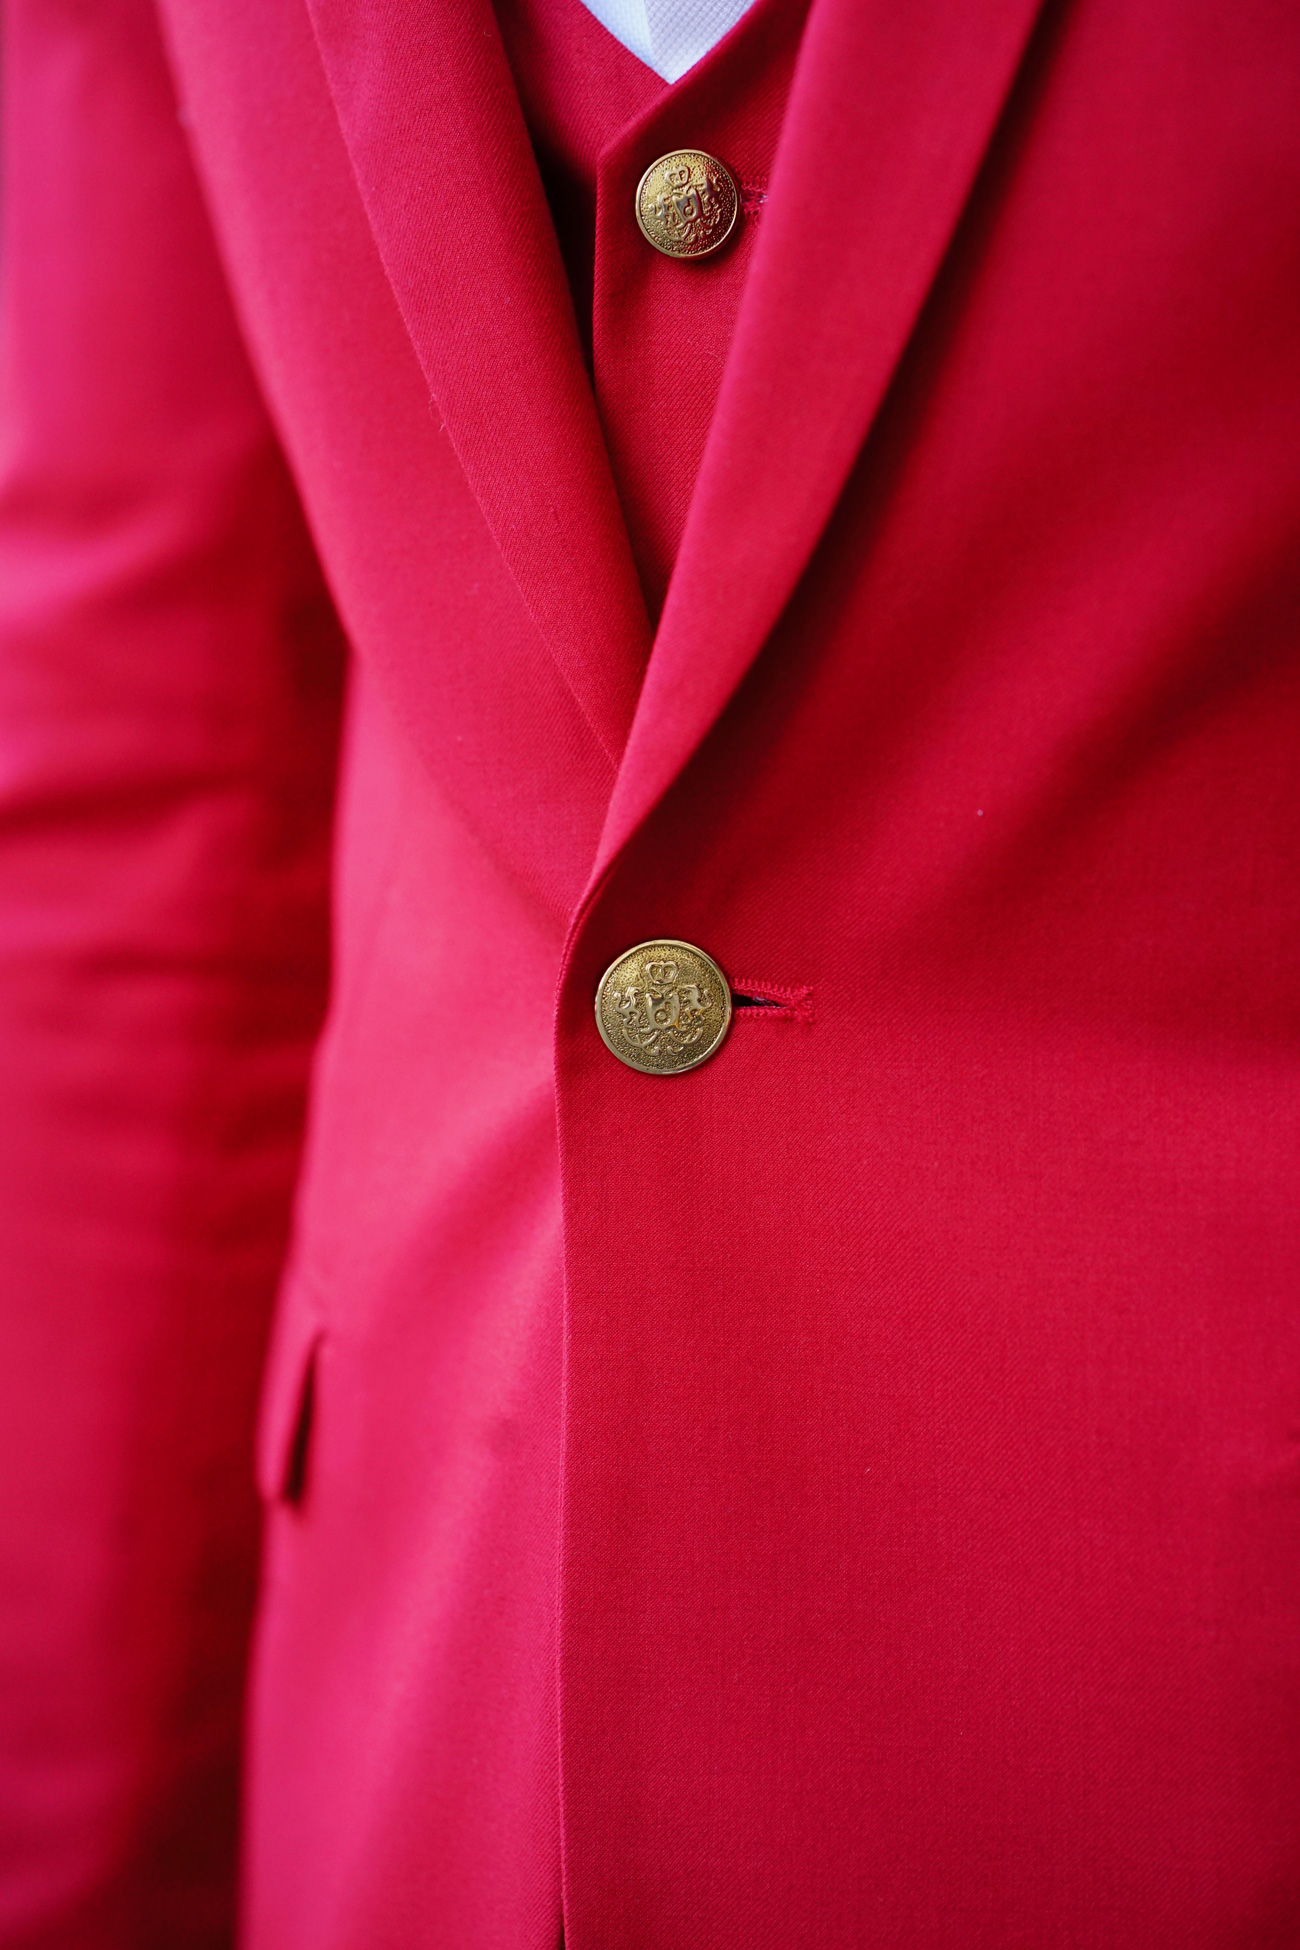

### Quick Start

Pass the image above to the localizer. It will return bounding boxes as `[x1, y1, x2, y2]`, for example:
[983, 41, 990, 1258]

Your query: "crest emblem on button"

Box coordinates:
[634, 151, 740, 260]
[596, 940, 732, 1075]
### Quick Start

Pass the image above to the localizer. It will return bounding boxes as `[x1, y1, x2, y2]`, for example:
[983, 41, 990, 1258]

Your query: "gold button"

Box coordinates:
[634, 151, 740, 261]
[595, 940, 732, 1075]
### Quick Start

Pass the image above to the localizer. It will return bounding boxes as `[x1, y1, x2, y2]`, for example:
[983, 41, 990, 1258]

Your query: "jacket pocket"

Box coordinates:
[256, 1279, 325, 1506]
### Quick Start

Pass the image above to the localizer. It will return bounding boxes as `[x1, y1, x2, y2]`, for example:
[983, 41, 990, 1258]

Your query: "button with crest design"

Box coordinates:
[634, 151, 740, 260]
[595, 940, 732, 1075]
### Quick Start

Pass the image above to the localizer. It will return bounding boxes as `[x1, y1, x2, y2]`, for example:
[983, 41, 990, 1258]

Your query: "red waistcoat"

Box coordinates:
[0, 0, 1297, 1942]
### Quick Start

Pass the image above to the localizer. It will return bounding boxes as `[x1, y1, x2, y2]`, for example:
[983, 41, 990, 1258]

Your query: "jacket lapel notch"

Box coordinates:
[594, 0, 1048, 876]
[302, 0, 653, 765]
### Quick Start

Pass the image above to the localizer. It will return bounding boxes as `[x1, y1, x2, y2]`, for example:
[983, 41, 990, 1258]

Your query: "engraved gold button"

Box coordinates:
[595, 940, 732, 1075]
[634, 151, 740, 261]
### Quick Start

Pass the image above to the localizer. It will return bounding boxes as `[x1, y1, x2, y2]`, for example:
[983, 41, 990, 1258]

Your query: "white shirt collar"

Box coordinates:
[573, 0, 757, 82]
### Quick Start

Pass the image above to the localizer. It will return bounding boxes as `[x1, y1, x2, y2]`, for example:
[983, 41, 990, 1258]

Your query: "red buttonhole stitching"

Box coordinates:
[729, 979, 814, 1023]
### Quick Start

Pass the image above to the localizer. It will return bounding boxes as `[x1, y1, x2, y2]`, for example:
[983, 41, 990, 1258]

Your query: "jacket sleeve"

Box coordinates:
[0, 0, 343, 1941]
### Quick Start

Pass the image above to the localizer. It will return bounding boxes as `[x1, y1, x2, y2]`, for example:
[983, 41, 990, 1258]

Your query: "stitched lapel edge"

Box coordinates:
[593, 0, 1050, 874]
[303, 0, 653, 764]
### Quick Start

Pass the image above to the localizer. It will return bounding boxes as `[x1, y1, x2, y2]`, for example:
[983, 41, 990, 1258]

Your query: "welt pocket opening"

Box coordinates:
[280, 1338, 319, 1508]
[257, 1316, 325, 1508]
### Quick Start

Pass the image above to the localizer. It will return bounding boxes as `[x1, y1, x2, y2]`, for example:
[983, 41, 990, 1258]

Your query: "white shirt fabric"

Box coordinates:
[573, 0, 758, 82]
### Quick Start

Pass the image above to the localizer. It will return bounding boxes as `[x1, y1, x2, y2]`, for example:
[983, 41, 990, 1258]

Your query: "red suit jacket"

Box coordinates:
[0, 0, 1297, 1943]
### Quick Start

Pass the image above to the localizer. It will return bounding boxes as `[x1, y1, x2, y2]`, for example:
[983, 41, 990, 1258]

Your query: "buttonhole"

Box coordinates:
[730, 980, 814, 1023]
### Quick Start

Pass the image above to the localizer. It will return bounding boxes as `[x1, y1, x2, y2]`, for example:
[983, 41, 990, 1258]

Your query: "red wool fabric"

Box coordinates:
[0, 0, 1297, 1944]
[496, 0, 813, 615]
[0, 1, 342, 1940]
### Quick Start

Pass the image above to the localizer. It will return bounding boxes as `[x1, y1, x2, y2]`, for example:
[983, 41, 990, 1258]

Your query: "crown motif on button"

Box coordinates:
[595, 940, 733, 1076]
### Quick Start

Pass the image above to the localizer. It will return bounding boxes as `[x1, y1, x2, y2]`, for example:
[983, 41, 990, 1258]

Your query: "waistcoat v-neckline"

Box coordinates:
[494, 0, 812, 618]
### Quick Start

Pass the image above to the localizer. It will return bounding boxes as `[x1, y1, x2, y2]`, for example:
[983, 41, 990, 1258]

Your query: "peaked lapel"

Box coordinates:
[593, 0, 1047, 874]
[303, 0, 653, 764]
